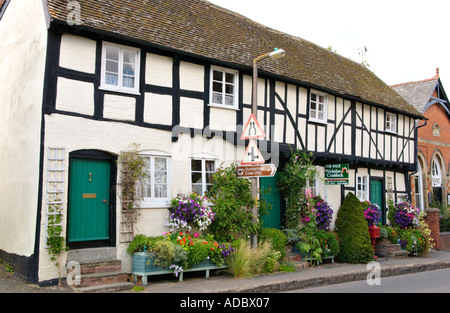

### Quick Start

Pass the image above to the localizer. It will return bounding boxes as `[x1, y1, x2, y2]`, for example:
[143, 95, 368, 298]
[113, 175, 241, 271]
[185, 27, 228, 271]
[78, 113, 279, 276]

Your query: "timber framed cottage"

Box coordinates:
[0, 0, 423, 285]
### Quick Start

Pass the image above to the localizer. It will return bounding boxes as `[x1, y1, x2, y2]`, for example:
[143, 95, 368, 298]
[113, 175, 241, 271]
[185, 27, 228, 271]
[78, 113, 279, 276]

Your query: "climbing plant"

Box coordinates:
[46, 202, 68, 286]
[118, 143, 147, 241]
[277, 151, 318, 229]
[206, 162, 271, 242]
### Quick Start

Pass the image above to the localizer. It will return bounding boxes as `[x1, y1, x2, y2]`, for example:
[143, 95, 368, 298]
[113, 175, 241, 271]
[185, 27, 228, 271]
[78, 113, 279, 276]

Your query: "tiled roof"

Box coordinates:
[45, 0, 423, 118]
[391, 77, 439, 114]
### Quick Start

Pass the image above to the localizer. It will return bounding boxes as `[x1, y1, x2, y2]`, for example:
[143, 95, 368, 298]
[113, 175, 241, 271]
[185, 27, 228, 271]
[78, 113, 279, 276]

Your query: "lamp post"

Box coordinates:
[250, 48, 285, 248]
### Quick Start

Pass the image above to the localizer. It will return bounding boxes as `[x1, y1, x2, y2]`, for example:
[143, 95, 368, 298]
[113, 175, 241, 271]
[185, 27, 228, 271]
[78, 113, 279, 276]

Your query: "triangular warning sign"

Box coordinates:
[240, 114, 266, 140]
[240, 139, 265, 165]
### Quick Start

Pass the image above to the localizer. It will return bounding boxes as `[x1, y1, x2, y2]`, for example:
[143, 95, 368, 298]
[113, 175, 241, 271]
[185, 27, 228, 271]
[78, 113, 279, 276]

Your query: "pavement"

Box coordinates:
[130, 249, 450, 293]
[1, 250, 449, 293]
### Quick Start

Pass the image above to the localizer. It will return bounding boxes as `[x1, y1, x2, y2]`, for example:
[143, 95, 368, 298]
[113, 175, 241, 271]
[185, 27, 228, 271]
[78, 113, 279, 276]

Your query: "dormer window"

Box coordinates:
[100, 42, 140, 95]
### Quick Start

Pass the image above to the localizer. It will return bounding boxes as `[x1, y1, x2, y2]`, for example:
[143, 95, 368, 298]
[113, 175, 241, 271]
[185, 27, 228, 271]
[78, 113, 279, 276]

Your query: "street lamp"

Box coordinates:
[250, 48, 285, 248]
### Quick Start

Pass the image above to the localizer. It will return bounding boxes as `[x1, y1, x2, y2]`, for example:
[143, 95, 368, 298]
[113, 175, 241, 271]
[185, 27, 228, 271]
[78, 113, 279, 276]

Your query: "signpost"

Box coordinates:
[325, 163, 349, 185]
[236, 164, 276, 178]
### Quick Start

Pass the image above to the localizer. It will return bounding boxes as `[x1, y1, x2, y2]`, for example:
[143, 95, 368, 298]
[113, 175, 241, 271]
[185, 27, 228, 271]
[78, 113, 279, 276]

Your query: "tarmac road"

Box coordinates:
[289, 267, 450, 293]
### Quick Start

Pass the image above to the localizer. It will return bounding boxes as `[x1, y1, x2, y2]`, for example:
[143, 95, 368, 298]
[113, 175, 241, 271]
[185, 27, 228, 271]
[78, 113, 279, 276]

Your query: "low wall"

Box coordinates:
[440, 232, 450, 251]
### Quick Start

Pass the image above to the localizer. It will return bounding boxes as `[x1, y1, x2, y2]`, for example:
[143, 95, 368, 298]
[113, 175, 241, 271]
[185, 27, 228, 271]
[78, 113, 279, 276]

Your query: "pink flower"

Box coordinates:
[194, 233, 199, 238]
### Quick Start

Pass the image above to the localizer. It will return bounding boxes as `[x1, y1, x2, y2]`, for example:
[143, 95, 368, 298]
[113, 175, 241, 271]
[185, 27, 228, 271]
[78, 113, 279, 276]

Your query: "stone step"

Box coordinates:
[68, 259, 133, 292]
[74, 282, 134, 293]
[80, 260, 122, 275]
[375, 242, 409, 259]
[77, 270, 130, 288]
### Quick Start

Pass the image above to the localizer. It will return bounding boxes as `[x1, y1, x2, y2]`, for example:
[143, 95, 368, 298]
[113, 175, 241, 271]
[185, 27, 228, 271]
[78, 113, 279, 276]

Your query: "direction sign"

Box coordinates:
[236, 164, 277, 178]
[325, 163, 349, 185]
[241, 113, 266, 140]
[240, 139, 265, 165]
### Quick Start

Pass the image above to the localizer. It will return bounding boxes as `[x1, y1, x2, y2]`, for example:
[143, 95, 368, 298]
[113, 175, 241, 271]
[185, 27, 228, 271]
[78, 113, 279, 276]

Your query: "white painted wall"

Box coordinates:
[0, 0, 48, 256]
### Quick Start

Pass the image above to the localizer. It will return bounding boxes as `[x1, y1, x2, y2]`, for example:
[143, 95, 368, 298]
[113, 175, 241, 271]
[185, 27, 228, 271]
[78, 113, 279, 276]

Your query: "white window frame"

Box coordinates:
[190, 156, 218, 196]
[138, 152, 171, 208]
[209, 66, 239, 110]
[100, 42, 141, 95]
[431, 157, 442, 187]
[385, 112, 397, 133]
[309, 90, 328, 124]
[356, 174, 370, 201]
[414, 162, 424, 211]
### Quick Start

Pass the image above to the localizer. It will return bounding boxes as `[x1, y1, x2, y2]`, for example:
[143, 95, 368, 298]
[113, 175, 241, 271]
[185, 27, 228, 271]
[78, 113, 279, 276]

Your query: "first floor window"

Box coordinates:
[210, 66, 238, 109]
[139, 155, 170, 206]
[356, 175, 369, 201]
[101, 42, 140, 94]
[309, 91, 327, 123]
[414, 163, 424, 211]
[191, 159, 216, 195]
[385, 112, 397, 133]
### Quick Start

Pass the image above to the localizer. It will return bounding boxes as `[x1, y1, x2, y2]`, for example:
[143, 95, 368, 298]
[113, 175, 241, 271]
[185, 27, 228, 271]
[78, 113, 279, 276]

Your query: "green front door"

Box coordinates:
[260, 172, 281, 229]
[370, 179, 383, 224]
[68, 158, 111, 245]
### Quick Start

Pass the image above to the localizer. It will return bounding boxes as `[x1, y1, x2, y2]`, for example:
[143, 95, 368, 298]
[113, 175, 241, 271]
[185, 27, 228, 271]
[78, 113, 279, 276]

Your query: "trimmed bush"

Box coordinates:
[335, 192, 373, 263]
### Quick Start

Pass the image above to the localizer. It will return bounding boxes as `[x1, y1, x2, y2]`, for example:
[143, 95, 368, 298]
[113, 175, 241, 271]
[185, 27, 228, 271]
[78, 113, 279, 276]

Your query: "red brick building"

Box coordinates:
[392, 69, 449, 210]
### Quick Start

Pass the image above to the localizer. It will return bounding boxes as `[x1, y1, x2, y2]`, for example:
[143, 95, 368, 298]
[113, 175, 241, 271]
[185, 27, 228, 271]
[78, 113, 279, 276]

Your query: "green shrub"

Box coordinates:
[258, 228, 288, 260]
[335, 192, 373, 263]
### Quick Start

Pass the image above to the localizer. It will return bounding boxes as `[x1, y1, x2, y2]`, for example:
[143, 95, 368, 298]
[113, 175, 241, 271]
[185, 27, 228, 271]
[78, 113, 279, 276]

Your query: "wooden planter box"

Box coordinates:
[132, 252, 227, 285]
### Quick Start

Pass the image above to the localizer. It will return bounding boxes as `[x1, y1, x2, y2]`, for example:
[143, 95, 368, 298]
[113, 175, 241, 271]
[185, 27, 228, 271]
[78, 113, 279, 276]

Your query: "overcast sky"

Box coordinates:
[207, 0, 449, 88]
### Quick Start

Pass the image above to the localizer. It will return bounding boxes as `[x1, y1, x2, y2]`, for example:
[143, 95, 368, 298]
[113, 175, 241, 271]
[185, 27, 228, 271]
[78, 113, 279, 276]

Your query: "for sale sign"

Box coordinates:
[325, 163, 349, 185]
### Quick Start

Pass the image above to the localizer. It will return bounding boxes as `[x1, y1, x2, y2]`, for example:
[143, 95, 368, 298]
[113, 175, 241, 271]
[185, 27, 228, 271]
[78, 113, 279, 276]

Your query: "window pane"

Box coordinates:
[225, 95, 234, 106]
[213, 70, 223, 81]
[192, 172, 202, 184]
[225, 72, 234, 83]
[311, 93, 317, 102]
[106, 46, 120, 61]
[123, 49, 136, 63]
[155, 171, 167, 184]
[122, 76, 135, 88]
[106, 60, 119, 73]
[213, 93, 223, 104]
[191, 160, 202, 171]
[213, 82, 222, 93]
[319, 95, 325, 103]
[155, 158, 167, 171]
[123, 62, 135, 76]
[106, 73, 119, 86]
[192, 184, 202, 195]
[205, 160, 215, 172]
[155, 184, 167, 198]
[225, 84, 234, 95]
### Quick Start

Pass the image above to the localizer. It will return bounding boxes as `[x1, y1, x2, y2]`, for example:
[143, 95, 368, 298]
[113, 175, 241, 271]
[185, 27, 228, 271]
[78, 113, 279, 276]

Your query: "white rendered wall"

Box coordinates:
[0, 0, 48, 256]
